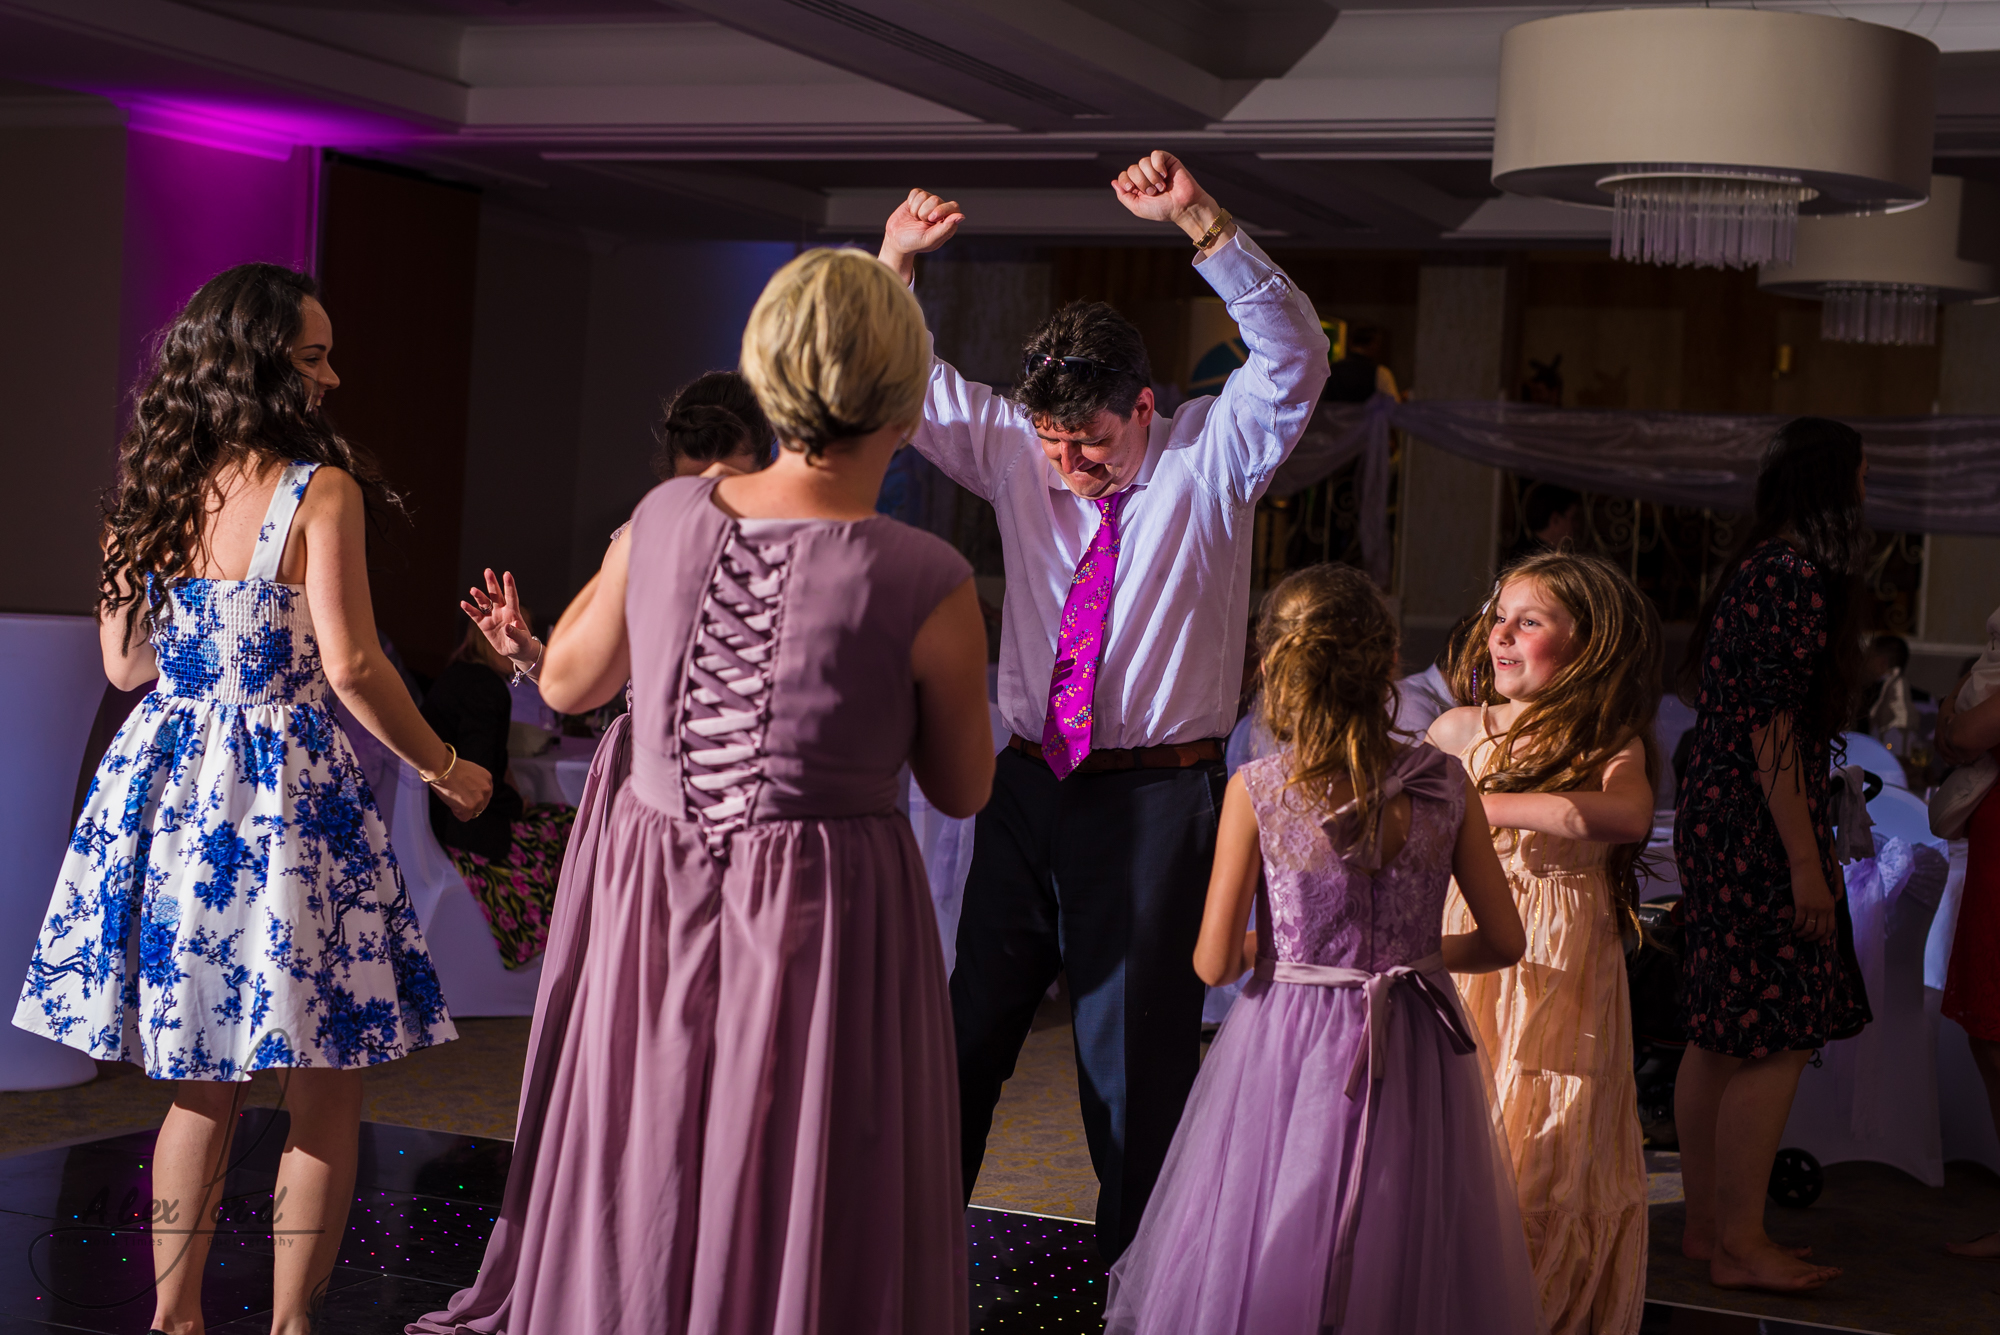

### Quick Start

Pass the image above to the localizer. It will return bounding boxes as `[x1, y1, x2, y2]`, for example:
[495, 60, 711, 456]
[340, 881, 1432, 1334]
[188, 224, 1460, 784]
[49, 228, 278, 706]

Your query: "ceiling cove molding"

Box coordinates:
[0, 0, 465, 126]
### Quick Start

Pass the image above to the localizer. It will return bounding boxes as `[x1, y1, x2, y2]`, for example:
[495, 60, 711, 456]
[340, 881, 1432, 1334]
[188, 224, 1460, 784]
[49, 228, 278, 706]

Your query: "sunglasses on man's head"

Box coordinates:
[1023, 353, 1130, 382]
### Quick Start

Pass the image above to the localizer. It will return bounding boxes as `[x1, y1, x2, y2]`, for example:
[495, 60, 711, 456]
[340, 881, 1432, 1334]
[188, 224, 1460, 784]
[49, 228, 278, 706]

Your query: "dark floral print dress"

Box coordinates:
[1674, 540, 1871, 1059]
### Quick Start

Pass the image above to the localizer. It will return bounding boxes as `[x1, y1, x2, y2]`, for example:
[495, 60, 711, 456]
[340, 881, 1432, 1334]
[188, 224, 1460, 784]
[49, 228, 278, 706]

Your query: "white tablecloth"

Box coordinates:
[908, 695, 1010, 973]
[0, 615, 113, 1090]
[511, 734, 601, 808]
[380, 753, 544, 1018]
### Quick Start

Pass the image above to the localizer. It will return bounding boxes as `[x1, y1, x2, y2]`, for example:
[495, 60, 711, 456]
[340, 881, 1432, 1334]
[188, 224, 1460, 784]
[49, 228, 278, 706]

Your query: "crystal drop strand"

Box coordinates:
[1609, 176, 1806, 269]
[1821, 284, 1937, 345]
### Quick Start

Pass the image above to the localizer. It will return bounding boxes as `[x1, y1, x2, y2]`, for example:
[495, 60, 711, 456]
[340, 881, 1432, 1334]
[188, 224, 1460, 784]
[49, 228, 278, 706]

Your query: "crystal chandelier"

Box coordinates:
[1492, 9, 1936, 272]
[1759, 177, 1995, 347]
[1820, 284, 1938, 346]
[1604, 173, 1817, 270]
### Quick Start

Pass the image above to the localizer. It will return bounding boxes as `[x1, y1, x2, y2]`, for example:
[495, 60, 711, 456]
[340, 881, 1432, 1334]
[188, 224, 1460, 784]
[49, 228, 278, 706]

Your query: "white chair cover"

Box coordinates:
[0, 615, 110, 1091]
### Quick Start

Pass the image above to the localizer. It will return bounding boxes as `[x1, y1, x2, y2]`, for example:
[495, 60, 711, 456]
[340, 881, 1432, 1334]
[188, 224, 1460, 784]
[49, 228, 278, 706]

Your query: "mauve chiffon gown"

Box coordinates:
[412, 475, 972, 1335]
[1104, 744, 1544, 1334]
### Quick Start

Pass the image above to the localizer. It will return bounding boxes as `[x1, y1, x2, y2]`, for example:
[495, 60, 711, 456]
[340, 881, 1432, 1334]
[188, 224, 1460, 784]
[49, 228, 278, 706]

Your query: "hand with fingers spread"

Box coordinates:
[1111, 150, 1234, 252]
[461, 568, 540, 678]
[878, 188, 965, 285]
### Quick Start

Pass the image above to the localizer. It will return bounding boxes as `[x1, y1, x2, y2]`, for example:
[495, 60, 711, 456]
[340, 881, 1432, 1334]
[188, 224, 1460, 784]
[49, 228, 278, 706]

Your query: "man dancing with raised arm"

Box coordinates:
[879, 151, 1330, 1259]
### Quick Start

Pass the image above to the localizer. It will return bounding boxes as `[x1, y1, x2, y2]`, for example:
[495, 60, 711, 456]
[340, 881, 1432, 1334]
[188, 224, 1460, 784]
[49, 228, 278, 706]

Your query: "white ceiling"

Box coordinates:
[1, 0, 1996, 247]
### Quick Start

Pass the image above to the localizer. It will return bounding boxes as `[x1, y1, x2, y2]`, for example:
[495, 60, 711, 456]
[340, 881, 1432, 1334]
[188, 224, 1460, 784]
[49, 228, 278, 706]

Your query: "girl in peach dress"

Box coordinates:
[1429, 550, 1658, 1335]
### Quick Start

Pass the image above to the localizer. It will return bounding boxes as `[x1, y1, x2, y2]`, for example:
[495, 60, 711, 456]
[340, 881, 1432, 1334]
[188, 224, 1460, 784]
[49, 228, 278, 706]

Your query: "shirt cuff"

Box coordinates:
[1191, 229, 1274, 303]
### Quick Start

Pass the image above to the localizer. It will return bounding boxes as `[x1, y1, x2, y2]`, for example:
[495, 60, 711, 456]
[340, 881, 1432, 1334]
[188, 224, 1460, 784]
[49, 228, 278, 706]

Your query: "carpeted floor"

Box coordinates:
[967, 999, 1101, 1221]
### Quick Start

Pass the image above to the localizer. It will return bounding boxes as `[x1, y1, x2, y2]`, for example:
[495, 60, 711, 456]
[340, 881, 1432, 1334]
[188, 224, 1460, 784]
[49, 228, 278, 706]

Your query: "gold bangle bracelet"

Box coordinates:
[1192, 209, 1232, 250]
[421, 743, 458, 786]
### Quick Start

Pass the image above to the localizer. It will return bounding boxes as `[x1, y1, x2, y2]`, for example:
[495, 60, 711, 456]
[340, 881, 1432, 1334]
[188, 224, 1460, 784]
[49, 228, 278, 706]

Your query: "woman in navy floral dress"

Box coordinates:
[12, 265, 492, 1335]
[1673, 418, 1872, 1296]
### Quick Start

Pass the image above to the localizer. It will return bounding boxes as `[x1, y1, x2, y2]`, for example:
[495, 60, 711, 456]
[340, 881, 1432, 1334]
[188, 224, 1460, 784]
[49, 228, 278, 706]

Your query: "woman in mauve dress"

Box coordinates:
[411, 246, 994, 1335]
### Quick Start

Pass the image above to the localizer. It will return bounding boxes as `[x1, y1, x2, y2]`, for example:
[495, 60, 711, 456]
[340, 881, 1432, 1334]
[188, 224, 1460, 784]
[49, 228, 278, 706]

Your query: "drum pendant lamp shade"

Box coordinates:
[1492, 8, 1938, 270]
[1760, 175, 2000, 345]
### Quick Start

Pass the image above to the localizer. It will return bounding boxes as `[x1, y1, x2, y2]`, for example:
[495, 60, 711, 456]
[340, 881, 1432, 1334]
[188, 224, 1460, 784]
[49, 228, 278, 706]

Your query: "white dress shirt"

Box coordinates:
[912, 232, 1330, 749]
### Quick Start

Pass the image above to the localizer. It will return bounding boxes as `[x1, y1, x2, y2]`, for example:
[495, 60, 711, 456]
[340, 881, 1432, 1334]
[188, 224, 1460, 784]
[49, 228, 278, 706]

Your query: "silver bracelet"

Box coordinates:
[509, 637, 544, 686]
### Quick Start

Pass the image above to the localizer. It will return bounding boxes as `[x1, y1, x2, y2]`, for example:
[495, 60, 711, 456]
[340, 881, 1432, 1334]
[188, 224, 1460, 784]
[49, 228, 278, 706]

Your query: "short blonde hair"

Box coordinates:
[740, 247, 928, 462]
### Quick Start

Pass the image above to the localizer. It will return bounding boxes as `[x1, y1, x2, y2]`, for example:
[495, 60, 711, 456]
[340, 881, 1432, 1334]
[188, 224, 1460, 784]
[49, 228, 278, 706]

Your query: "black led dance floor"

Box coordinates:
[0, 1111, 1891, 1335]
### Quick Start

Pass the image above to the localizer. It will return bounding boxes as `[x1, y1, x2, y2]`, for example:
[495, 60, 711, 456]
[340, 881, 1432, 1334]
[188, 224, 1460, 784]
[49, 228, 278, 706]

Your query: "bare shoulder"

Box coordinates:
[1427, 705, 1481, 754]
[298, 464, 361, 516]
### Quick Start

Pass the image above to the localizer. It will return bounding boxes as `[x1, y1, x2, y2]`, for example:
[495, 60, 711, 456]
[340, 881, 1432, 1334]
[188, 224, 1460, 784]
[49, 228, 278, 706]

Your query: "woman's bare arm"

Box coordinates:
[1194, 774, 1263, 986]
[97, 561, 159, 691]
[1443, 771, 1527, 973]
[1476, 735, 1655, 844]
[539, 530, 632, 716]
[909, 579, 994, 819]
[302, 468, 491, 819]
[1752, 711, 1837, 944]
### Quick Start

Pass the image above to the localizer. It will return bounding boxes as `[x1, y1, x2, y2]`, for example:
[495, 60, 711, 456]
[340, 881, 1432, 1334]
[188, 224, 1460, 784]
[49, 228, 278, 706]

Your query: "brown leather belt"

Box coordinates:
[1007, 734, 1225, 774]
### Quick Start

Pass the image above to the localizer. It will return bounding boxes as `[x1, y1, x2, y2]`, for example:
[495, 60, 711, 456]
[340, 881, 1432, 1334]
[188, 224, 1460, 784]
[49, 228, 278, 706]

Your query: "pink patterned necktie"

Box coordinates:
[1041, 490, 1130, 780]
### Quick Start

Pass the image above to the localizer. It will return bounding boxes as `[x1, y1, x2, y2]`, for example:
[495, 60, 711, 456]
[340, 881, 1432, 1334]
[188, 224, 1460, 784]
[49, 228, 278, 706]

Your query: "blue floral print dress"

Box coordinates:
[13, 462, 455, 1080]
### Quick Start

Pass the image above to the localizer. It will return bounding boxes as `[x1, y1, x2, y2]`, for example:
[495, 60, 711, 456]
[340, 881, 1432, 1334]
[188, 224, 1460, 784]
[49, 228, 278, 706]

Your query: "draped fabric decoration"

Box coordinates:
[1271, 394, 2000, 585]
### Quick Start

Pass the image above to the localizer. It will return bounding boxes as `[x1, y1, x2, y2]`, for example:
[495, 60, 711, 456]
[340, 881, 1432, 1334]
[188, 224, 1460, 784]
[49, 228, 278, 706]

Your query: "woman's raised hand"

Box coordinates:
[878, 188, 964, 284]
[462, 569, 536, 664]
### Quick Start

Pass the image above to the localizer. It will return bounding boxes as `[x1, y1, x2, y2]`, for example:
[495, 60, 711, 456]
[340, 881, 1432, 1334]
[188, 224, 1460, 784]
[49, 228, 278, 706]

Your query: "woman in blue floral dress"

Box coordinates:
[13, 264, 492, 1335]
[1673, 418, 1872, 1296]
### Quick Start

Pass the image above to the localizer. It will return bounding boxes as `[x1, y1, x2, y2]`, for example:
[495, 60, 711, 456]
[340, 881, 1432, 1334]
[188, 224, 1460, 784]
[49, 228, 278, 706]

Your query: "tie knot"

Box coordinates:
[1095, 491, 1127, 521]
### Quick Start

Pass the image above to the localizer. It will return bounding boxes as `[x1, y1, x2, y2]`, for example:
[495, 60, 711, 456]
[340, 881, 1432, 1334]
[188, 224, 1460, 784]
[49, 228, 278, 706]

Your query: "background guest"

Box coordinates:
[1503, 481, 1584, 567]
[466, 370, 773, 689]
[1856, 633, 1918, 754]
[1322, 323, 1398, 403]
[1671, 418, 1872, 1293]
[422, 620, 575, 969]
[652, 368, 775, 478]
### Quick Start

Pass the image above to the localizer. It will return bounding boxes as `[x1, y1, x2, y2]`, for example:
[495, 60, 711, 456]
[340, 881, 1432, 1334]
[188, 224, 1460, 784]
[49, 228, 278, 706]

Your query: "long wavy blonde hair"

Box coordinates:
[1257, 564, 1401, 854]
[1449, 550, 1661, 929]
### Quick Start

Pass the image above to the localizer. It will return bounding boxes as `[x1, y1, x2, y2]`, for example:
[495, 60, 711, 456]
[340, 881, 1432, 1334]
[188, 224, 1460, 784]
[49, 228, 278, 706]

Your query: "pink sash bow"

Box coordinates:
[1319, 742, 1462, 866]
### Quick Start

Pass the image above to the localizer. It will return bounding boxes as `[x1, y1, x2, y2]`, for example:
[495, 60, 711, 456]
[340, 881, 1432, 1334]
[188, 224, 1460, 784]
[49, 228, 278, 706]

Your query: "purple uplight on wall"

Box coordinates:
[118, 129, 323, 393]
[104, 93, 419, 161]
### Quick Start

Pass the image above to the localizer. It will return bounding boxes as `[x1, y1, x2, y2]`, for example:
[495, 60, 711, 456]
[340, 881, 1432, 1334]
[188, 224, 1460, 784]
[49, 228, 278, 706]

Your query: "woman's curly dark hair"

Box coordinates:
[101, 263, 401, 647]
[1678, 416, 1868, 742]
[650, 371, 773, 480]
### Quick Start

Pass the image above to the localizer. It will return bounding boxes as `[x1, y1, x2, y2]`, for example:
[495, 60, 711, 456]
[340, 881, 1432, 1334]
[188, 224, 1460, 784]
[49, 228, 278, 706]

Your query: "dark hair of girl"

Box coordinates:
[651, 371, 774, 480]
[101, 263, 402, 647]
[1679, 416, 1868, 741]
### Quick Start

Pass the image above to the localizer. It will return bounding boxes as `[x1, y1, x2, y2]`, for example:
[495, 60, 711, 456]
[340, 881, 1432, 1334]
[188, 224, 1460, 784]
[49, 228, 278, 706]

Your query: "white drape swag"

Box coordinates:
[1273, 395, 2000, 584]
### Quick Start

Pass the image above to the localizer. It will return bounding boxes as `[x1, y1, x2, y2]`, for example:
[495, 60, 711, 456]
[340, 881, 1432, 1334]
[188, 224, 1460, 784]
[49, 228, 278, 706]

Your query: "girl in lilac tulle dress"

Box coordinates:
[1105, 565, 1546, 1334]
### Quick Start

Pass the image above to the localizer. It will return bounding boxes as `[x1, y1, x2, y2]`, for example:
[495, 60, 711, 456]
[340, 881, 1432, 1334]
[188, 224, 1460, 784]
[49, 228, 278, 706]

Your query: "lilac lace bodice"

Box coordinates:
[1240, 746, 1467, 974]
